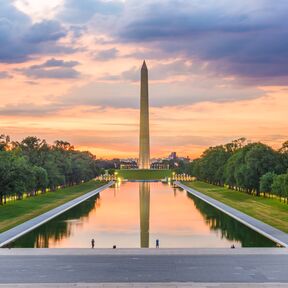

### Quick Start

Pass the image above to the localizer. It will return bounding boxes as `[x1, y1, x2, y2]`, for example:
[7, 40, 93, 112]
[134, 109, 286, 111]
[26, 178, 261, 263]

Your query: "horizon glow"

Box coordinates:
[0, 0, 287, 159]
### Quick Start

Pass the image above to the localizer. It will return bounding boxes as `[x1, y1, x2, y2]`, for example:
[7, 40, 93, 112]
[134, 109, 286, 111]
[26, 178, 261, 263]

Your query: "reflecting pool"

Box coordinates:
[12, 182, 277, 248]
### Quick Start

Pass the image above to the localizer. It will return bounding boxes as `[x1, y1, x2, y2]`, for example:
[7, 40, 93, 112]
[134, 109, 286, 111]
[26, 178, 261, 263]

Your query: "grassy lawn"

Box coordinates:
[184, 181, 288, 233]
[0, 181, 106, 233]
[117, 169, 172, 180]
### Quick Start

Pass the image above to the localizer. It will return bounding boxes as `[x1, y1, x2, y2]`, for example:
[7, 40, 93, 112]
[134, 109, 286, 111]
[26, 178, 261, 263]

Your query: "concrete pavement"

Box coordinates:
[175, 182, 288, 248]
[0, 248, 287, 256]
[0, 284, 288, 288]
[0, 251, 288, 283]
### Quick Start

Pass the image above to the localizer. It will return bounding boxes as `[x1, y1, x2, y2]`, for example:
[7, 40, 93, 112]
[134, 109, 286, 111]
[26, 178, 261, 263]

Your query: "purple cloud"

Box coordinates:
[0, 71, 12, 79]
[58, 0, 123, 24]
[93, 48, 119, 61]
[30, 58, 80, 69]
[24, 20, 67, 43]
[0, 1, 71, 63]
[113, 0, 288, 84]
[20, 58, 81, 79]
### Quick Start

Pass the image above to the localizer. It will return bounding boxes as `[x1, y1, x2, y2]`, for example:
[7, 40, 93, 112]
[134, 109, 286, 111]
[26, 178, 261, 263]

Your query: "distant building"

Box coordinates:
[168, 152, 177, 160]
[120, 160, 138, 169]
[150, 161, 169, 170]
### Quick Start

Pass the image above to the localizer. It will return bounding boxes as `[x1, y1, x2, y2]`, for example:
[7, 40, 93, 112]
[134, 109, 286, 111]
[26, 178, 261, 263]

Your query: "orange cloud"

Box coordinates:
[1, 86, 287, 159]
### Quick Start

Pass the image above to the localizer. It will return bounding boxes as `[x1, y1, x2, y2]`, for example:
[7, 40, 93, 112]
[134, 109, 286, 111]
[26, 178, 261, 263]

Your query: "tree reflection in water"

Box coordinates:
[11, 195, 99, 248]
[187, 193, 277, 247]
[10, 183, 278, 248]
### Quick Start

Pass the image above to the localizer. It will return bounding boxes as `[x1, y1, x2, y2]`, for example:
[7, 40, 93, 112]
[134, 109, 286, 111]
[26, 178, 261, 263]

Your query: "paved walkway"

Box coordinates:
[0, 284, 287, 287]
[0, 181, 114, 247]
[175, 182, 288, 248]
[0, 248, 287, 256]
[0, 253, 288, 283]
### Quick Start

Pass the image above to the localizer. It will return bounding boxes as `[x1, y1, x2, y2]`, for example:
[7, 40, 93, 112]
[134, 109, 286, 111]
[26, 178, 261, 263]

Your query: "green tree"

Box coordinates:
[224, 137, 247, 153]
[0, 151, 35, 203]
[272, 174, 288, 202]
[0, 136, 99, 205]
[108, 168, 115, 175]
[15, 136, 46, 165]
[224, 143, 279, 195]
[260, 172, 276, 197]
[202, 146, 231, 186]
[32, 166, 48, 194]
[0, 135, 10, 151]
[279, 141, 288, 174]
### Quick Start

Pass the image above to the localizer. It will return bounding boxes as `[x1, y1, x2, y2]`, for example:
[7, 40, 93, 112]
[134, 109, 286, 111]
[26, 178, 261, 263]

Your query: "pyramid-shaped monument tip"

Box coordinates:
[142, 60, 147, 70]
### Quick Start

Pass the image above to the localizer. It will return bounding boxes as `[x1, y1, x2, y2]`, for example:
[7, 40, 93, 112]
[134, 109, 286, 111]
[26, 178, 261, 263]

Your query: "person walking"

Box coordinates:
[156, 239, 159, 248]
[91, 238, 95, 249]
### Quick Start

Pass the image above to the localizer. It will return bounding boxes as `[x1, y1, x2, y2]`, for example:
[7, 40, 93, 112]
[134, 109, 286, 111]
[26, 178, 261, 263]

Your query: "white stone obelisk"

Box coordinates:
[139, 60, 150, 169]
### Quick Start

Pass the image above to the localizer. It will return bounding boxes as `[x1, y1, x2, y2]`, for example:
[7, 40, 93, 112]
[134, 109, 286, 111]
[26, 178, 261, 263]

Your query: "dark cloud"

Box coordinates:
[113, 0, 288, 84]
[93, 48, 119, 61]
[23, 67, 81, 79]
[0, 1, 71, 63]
[57, 0, 123, 24]
[20, 58, 81, 79]
[24, 20, 67, 43]
[69, 25, 87, 38]
[30, 58, 80, 69]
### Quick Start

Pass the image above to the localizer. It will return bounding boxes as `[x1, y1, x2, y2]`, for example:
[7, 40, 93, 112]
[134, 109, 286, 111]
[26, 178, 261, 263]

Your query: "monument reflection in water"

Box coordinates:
[139, 182, 150, 248]
[12, 182, 277, 248]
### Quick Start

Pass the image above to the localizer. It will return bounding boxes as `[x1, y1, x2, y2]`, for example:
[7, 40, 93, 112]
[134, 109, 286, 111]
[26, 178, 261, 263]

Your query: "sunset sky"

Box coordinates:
[0, 0, 287, 159]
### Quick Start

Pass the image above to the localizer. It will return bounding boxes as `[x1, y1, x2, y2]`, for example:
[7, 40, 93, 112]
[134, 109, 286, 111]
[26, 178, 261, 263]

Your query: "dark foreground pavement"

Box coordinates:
[1, 253, 288, 283]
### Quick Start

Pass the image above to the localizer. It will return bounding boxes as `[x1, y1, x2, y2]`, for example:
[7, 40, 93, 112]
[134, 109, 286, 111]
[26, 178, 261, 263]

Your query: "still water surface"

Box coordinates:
[13, 182, 276, 248]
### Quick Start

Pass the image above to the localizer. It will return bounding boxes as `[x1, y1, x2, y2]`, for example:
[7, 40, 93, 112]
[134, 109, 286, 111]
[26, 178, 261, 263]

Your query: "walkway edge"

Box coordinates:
[0, 248, 287, 256]
[0, 181, 114, 247]
[175, 181, 288, 248]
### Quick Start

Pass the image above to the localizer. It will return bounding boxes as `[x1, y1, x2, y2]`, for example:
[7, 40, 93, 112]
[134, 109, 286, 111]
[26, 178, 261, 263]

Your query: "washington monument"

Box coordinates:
[139, 60, 150, 169]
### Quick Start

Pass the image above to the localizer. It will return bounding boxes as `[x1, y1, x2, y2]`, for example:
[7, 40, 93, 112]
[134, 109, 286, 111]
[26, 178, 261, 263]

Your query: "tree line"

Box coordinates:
[0, 135, 102, 205]
[189, 138, 288, 202]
